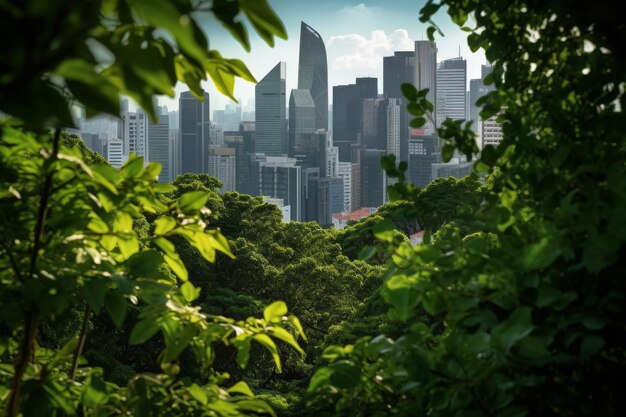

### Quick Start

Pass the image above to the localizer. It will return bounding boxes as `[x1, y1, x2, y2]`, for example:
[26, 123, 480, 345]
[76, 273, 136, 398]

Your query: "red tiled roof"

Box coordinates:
[333, 208, 375, 221]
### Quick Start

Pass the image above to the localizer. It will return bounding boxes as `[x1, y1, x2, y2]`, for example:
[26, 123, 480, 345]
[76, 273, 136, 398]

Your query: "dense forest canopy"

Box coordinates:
[1, 0, 625, 416]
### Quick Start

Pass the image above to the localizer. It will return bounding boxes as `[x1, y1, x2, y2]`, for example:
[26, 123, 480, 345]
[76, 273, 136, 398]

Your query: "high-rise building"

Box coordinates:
[481, 114, 503, 148]
[146, 112, 170, 183]
[386, 98, 402, 157]
[384, 51, 415, 161]
[288, 89, 316, 157]
[414, 41, 437, 134]
[351, 163, 361, 211]
[256, 155, 301, 221]
[408, 134, 441, 188]
[224, 128, 257, 196]
[360, 149, 387, 208]
[301, 167, 320, 222]
[107, 139, 125, 168]
[255, 62, 288, 155]
[469, 65, 495, 134]
[179, 91, 210, 174]
[337, 162, 353, 213]
[81, 133, 104, 157]
[297, 22, 328, 131]
[318, 177, 344, 227]
[208, 147, 236, 192]
[209, 123, 224, 147]
[431, 160, 473, 179]
[436, 57, 467, 126]
[122, 110, 147, 157]
[333, 77, 378, 161]
[213, 104, 242, 131]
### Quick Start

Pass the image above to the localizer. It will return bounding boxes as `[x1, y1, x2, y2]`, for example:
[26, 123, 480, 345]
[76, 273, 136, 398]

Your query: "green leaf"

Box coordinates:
[520, 237, 561, 271]
[228, 381, 255, 397]
[105, 292, 127, 328]
[82, 279, 107, 312]
[442, 143, 455, 162]
[81, 374, 109, 407]
[264, 301, 287, 323]
[287, 315, 307, 341]
[181, 281, 200, 302]
[401, 83, 418, 100]
[373, 219, 395, 242]
[154, 237, 188, 281]
[410, 117, 426, 128]
[253, 334, 281, 373]
[581, 335, 604, 356]
[582, 315, 606, 331]
[358, 246, 377, 261]
[420, 2, 441, 23]
[178, 191, 209, 215]
[328, 361, 361, 389]
[268, 327, 304, 355]
[126, 250, 164, 278]
[154, 216, 177, 235]
[129, 319, 160, 345]
[240, 0, 288, 46]
[188, 383, 208, 405]
[121, 156, 144, 178]
[308, 367, 332, 392]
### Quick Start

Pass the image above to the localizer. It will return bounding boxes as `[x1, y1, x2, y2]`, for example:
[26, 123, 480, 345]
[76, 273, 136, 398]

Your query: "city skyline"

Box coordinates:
[127, 1, 487, 112]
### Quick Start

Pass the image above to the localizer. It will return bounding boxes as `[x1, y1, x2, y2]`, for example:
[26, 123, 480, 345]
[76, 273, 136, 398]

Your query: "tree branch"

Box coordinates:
[70, 304, 91, 380]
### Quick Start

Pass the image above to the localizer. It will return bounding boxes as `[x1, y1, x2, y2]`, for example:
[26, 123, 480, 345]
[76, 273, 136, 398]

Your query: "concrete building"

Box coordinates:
[431, 160, 474, 179]
[360, 149, 387, 208]
[255, 62, 288, 155]
[213, 104, 242, 131]
[263, 197, 291, 222]
[256, 155, 301, 221]
[469, 65, 495, 134]
[146, 113, 170, 183]
[408, 134, 441, 188]
[179, 91, 210, 174]
[383, 51, 415, 161]
[337, 162, 353, 213]
[436, 57, 467, 126]
[122, 110, 147, 157]
[481, 114, 503, 148]
[386, 98, 402, 157]
[208, 147, 236, 192]
[297, 22, 329, 131]
[414, 41, 438, 134]
[331, 207, 376, 230]
[318, 177, 345, 227]
[333, 77, 378, 161]
[107, 139, 125, 168]
[209, 123, 224, 147]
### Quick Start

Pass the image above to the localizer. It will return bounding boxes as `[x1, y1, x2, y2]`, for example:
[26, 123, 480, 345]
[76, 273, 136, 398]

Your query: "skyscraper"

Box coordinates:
[256, 62, 288, 155]
[408, 134, 441, 188]
[179, 91, 210, 174]
[360, 149, 387, 208]
[317, 177, 344, 227]
[386, 98, 402, 157]
[469, 65, 495, 134]
[333, 77, 378, 161]
[146, 112, 170, 183]
[256, 155, 301, 221]
[414, 41, 437, 134]
[384, 51, 415, 161]
[436, 57, 467, 126]
[297, 22, 328, 131]
[208, 147, 236, 192]
[122, 110, 146, 157]
[288, 89, 316, 157]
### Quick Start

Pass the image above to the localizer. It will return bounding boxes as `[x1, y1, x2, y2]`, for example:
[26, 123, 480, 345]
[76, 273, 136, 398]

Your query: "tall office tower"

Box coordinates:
[121, 110, 147, 157]
[297, 21, 328, 131]
[333, 77, 378, 161]
[351, 163, 361, 211]
[469, 65, 495, 134]
[256, 62, 288, 155]
[301, 167, 320, 222]
[408, 134, 441, 188]
[481, 114, 503, 148]
[256, 156, 301, 221]
[179, 91, 210, 174]
[436, 57, 467, 126]
[146, 113, 170, 183]
[384, 51, 415, 161]
[225, 128, 257, 195]
[317, 177, 344, 227]
[414, 41, 437, 134]
[107, 139, 125, 168]
[325, 145, 339, 178]
[386, 98, 402, 157]
[169, 129, 180, 180]
[209, 124, 224, 146]
[360, 149, 387, 208]
[288, 89, 316, 157]
[337, 162, 353, 213]
[208, 147, 236, 192]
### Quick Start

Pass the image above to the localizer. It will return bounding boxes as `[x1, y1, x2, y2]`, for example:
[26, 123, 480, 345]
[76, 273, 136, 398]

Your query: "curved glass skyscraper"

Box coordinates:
[297, 21, 328, 131]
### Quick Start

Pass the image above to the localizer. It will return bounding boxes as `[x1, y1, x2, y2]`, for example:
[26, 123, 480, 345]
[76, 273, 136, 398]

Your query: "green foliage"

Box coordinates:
[0, 0, 287, 126]
[308, 1, 626, 416]
[0, 1, 301, 416]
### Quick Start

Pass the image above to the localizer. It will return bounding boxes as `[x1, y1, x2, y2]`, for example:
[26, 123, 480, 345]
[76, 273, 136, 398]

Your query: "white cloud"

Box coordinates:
[328, 29, 414, 70]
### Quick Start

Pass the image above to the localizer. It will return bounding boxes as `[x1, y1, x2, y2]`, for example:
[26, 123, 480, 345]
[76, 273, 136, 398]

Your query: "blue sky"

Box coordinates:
[157, 1, 486, 112]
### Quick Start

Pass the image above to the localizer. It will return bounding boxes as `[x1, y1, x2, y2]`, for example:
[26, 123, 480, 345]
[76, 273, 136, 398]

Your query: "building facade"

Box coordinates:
[414, 41, 438, 134]
[255, 62, 288, 155]
[436, 57, 467, 126]
[179, 91, 210, 174]
[297, 22, 329, 131]
[146, 113, 170, 183]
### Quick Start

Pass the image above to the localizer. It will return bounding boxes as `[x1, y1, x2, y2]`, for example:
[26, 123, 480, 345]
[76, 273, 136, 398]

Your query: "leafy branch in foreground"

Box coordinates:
[0, 125, 305, 415]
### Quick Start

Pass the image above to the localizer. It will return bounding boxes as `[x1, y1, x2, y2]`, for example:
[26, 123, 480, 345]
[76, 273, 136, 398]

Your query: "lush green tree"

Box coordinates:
[309, 1, 626, 416]
[0, 1, 305, 416]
